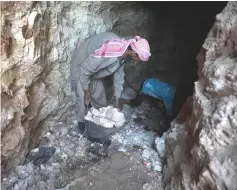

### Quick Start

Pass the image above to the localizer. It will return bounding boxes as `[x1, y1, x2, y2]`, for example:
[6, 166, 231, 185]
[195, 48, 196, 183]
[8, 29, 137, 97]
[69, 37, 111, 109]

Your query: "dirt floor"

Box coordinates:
[2, 103, 165, 190]
[69, 149, 163, 190]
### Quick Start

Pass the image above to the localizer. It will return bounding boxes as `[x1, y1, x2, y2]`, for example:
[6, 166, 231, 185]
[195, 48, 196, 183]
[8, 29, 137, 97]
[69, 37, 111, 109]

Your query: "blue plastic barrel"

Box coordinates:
[141, 78, 176, 117]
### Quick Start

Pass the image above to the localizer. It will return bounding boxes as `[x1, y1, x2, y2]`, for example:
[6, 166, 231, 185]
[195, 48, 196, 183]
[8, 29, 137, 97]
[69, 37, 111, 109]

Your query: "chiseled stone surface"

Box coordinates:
[2, 2, 237, 189]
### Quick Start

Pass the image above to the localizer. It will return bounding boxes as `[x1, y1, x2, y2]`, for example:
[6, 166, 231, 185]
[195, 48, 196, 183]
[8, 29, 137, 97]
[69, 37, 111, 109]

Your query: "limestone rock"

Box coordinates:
[163, 2, 237, 190]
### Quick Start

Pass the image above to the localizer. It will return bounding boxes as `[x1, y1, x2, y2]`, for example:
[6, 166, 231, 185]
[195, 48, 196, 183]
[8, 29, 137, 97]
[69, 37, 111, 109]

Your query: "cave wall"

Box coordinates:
[1, 1, 111, 170]
[0, 1, 156, 170]
[163, 2, 237, 189]
[2, 3, 235, 185]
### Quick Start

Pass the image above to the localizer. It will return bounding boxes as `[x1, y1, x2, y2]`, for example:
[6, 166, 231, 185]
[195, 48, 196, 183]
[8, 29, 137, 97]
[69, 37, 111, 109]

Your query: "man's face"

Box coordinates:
[127, 50, 142, 64]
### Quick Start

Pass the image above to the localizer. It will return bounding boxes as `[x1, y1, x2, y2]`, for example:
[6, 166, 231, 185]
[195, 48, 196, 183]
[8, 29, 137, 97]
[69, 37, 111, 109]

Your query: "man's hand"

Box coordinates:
[115, 98, 123, 111]
[84, 90, 91, 106]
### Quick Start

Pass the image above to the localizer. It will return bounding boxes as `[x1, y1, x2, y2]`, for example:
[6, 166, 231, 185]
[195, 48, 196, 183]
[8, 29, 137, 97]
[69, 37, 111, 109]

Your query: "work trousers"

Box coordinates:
[76, 79, 107, 122]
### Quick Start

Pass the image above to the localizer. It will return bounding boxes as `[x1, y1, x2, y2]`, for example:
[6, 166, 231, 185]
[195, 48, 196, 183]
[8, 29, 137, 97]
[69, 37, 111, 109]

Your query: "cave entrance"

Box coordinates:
[1, 1, 229, 189]
[118, 1, 227, 119]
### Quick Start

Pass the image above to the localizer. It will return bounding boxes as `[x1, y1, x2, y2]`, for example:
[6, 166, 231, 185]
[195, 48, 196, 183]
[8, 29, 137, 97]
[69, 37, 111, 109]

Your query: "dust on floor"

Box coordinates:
[69, 150, 162, 190]
[1, 102, 165, 190]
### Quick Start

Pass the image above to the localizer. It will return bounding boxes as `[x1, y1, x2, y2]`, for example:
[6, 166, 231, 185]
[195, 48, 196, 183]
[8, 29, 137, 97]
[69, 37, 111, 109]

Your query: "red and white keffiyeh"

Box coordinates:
[92, 36, 151, 61]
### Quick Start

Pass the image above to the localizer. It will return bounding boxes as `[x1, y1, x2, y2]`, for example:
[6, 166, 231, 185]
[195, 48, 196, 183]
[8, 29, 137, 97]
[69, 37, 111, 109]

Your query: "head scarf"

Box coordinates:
[92, 36, 151, 61]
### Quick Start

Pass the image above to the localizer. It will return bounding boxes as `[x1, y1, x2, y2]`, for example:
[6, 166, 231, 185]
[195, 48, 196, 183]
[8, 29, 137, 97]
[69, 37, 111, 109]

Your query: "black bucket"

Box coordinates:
[84, 120, 119, 144]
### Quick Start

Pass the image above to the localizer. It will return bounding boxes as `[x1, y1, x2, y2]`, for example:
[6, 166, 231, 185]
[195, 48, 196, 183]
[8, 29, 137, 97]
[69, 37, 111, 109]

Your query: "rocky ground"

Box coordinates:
[69, 150, 162, 190]
[1, 101, 165, 190]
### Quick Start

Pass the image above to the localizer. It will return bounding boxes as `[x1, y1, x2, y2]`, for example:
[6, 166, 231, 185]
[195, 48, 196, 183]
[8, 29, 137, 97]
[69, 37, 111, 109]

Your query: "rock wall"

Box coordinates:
[163, 2, 237, 190]
[0, 1, 155, 171]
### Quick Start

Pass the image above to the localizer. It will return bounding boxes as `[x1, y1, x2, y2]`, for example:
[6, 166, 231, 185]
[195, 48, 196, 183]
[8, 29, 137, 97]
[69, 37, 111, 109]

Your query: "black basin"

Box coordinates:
[84, 120, 119, 144]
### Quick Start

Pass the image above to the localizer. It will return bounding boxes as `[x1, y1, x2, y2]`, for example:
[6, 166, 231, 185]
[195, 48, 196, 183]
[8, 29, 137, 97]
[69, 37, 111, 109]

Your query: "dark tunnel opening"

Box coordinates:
[137, 1, 227, 119]
[1, 1, 234, 188]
